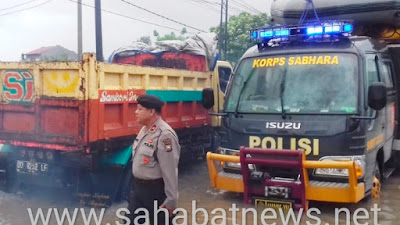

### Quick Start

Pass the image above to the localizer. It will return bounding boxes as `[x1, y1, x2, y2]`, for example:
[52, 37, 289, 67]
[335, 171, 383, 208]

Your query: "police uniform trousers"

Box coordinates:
[127, 176, 173, 225]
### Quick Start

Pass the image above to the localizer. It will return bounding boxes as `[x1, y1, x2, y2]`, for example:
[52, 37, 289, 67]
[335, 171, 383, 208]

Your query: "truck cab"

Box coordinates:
[204, 21, 399, 206]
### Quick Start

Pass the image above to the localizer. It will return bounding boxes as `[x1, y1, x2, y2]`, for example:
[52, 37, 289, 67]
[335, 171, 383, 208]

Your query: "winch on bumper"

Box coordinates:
[206, 147, 365, 210]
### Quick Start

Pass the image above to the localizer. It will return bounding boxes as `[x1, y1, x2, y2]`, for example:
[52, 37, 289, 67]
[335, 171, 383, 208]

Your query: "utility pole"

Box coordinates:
[95, 0, 104, 62]
[219, 0, 224, 60]
[224, 0, 228, 60]
[77, 0, 82, 60]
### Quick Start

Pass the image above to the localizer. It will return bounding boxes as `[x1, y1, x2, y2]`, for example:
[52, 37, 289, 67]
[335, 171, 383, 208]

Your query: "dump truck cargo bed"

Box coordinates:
[0, 53, 211, 152]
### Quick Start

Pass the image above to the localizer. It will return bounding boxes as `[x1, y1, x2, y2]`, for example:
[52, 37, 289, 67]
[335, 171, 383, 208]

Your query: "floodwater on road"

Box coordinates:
[0, 160, 399, 225]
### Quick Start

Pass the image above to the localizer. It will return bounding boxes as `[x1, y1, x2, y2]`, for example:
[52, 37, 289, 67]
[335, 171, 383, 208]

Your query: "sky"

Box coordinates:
[0, 0, 273, 62]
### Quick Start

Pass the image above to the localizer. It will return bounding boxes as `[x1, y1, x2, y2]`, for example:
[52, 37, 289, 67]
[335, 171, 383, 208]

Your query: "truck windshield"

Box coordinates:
[226, 53, 358, 114]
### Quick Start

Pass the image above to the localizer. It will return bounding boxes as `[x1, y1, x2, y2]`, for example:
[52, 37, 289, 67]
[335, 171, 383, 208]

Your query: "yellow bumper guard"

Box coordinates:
[206, 151, 365, 203]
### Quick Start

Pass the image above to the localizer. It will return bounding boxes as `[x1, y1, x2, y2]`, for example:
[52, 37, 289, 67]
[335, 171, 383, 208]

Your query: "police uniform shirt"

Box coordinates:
[132, 118, 180, 207]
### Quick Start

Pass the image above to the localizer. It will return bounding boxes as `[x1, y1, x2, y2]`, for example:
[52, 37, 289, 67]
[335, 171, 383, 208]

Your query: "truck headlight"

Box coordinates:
[314, 155, 365, 178]
[218, 147, 240, 168]
[218, 147, 254, 170]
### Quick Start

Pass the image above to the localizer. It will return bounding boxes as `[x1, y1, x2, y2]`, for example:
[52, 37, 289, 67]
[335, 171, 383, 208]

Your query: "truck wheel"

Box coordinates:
[4, 167, 18, 193]
[371, 163, 381, 198]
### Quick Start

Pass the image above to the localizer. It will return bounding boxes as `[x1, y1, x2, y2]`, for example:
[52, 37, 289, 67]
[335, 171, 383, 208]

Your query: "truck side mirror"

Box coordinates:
[368, 82, 387, 111]
[202, 88, 214, 109]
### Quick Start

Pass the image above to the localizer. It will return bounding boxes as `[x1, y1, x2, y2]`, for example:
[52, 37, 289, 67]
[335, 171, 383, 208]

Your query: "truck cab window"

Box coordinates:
[366, 57, 379, 86]
[226, 53, 358, 114]
[365, 55, 380, 117]
[381, 61, 394, 88]
[218, 67, 232, 93]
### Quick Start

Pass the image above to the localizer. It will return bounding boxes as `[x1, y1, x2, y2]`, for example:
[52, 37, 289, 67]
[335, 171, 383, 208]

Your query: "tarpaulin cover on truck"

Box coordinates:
[108, 33, 218, 72]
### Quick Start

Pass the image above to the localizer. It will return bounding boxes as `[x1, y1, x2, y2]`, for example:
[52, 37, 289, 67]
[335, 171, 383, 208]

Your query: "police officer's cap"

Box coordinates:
[137, 94, 164, 112]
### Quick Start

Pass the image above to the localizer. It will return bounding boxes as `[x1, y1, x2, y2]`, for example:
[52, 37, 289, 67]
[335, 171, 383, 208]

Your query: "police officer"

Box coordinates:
[127, 94, 180, 225]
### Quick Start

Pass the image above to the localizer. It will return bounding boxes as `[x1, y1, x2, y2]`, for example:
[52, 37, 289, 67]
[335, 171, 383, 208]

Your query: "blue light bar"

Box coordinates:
[343, 24, 353, 32]
[307, 26, 323, 35]
[260, 30, 273, 38]
[282, 29, 290, 36]
[325, 25, 341, 33]
[250, 21, 353, 46]
[275, 29, 290, 37]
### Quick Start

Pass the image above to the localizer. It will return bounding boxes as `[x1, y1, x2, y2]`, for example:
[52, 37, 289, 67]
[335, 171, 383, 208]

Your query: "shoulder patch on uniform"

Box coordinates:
[163, 138, 173, 152]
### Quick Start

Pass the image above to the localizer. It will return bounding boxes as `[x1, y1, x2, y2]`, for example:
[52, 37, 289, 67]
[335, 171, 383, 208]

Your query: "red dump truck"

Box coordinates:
[0, 48, 232, 207]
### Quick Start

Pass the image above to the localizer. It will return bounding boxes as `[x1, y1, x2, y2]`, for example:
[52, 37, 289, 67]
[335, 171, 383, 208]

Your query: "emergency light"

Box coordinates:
[251, 21, 353, 45]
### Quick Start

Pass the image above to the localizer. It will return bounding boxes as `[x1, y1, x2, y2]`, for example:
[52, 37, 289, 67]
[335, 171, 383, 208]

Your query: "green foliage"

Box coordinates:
[153, 29, 187, 41]
[210, 12, 271, 65]
[181, 27, 187, 35]
[39, 54, 70, 62]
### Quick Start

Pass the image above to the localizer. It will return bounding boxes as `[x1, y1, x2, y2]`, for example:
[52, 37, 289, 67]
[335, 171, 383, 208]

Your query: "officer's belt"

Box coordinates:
[134, 177, 164, 185]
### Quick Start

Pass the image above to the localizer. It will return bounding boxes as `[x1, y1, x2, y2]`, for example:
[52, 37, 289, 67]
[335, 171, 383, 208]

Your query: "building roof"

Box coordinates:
[25, 46, 56, 55]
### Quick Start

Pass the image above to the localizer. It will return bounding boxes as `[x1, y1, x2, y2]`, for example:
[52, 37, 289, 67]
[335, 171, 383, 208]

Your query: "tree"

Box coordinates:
[210, 12, 271, 64]
[137, 36, 152, 45]
[181, 27, 187, 35]
[39, 54, 70, 62]
[153, 29, 187, 41]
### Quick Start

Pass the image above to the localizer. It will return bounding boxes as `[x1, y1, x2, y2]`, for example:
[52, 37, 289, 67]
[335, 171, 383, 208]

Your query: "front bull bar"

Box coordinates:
[240, 147, 307, 210]
[206, 147, 365, 205]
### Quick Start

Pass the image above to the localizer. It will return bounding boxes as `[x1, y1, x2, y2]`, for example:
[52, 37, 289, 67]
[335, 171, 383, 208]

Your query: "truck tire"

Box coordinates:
[4, 163, 18, 193]
[371, 163, 381, 198]
[362, 161, 381, 202]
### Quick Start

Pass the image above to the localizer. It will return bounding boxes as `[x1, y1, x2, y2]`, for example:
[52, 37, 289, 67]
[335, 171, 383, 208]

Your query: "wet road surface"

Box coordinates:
[0, 159, 399, 225]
